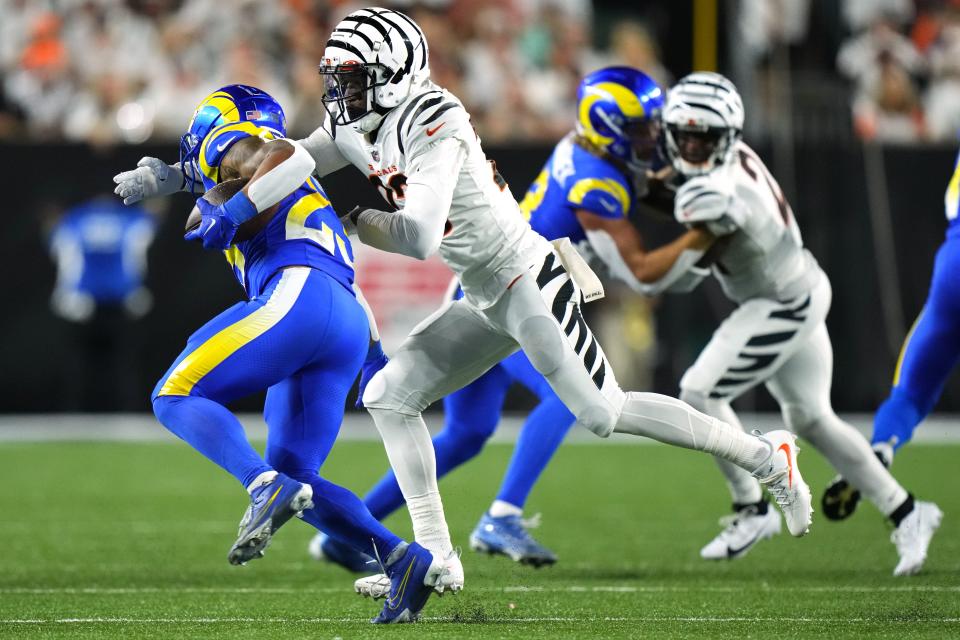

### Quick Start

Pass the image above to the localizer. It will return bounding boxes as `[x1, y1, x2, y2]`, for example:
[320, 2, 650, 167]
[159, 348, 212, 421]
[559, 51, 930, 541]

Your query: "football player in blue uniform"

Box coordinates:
[121, 84, 441, 623]
[824, 149, 960, 520]
[311, 67, 713, 571]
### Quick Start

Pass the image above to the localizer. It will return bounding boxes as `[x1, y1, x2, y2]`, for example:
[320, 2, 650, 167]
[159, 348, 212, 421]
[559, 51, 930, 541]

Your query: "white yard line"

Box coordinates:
[5, 584, 960, 595]
[1, 615, 958, 624]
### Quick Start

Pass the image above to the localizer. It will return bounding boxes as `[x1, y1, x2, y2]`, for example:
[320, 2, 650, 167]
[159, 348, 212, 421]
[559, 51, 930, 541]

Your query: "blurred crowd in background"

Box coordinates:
[4, 0, 959, 146]
[837, 0, 960, 142]
[0, 0, 670, 145]
[3, 0, 960, 414]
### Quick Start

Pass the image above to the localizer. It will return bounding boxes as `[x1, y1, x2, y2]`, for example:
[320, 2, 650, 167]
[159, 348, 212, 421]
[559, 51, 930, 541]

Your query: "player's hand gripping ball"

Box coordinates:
[185, 178, 275, 248]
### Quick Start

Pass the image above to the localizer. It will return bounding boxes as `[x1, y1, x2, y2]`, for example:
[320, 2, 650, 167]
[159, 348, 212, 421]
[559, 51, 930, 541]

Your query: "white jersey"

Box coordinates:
[675, 142, 821, 303]
[328, 83, 551, 308]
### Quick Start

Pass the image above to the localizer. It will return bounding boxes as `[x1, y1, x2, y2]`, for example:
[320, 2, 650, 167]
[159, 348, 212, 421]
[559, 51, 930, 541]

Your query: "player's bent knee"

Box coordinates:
[362, 366, 431, 414]
[151, 393, 172, 421]
[517, 316, 567, 376]
[360, 369, 389, 407]
[575, 404, 617, 438]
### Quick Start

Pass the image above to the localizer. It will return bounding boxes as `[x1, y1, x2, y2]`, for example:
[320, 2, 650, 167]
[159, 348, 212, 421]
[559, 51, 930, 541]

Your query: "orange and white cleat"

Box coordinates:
[751, 430, 813, 537]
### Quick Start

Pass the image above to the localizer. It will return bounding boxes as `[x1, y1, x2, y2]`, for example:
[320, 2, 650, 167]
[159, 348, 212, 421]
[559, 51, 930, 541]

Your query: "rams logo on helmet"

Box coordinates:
[575, 66, 664, 172]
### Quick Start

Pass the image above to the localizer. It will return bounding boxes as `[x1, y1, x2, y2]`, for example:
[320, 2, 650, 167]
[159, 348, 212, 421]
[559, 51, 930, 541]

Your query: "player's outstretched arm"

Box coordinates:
[577, 209, 714, 296]
[113, 158, 203, 205]
[298, 125, 352, 177]
[347, 138, 465, 260]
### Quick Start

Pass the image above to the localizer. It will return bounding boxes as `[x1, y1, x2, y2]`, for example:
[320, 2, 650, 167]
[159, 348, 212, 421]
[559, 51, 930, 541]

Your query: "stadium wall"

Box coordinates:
[2, 142, 957, 414]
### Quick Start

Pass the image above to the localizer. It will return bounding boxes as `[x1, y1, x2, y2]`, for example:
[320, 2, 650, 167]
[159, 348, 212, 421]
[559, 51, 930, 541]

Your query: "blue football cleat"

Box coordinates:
[308, 532, 375, 572]
[371, 542, 436, 624]
[469, 512, 557, 567]
[228, 473, 313, 566]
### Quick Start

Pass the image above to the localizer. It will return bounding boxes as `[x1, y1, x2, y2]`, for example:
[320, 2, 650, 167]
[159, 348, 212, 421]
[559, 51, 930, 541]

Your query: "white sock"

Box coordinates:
[407, 492, 453, 556]
[488, 500, 523, 518]
[707, 401, 764, 504]
[614, 391, 768, 470]
[246, 470, 278, 494]
[367, 407, 454, 556]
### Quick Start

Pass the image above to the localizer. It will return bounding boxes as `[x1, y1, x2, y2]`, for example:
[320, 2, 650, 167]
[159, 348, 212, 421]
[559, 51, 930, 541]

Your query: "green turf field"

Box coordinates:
[2, 436, 958, 638]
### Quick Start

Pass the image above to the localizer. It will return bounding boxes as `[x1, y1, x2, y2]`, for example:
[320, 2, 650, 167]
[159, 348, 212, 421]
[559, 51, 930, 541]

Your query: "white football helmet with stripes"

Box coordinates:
[663, 72, 745, 176]
[319, 7, 430, 134]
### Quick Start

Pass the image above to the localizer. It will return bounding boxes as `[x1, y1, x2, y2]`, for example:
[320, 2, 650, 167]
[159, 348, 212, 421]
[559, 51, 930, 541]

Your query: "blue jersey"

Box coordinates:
[518, 134, 636, 243]
[50, 200, 156, 302]
[944, 148, 960, 224]
[223, 177, 355, 297]
[196, 121, 355, 297]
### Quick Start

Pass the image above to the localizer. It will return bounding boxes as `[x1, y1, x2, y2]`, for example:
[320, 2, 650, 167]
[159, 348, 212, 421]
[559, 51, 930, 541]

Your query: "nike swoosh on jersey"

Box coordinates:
[426, 122, 446, 136]
[600, 199, 618, 213]
[217, 136, 240, 152]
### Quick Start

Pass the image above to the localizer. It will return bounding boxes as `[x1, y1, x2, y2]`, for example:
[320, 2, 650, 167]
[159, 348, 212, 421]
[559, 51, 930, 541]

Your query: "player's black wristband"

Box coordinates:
[349, 206, 366, 226]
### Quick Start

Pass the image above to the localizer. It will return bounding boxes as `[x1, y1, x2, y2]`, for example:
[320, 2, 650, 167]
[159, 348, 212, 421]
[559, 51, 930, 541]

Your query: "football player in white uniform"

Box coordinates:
[654, 72, 941, 575]
[114, 8, 814, 596]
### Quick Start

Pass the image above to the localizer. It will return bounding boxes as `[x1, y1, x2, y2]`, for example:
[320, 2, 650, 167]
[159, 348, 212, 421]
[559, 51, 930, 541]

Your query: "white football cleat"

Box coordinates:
[751, 430, 813, 537]
[700, 505, 782, 560]
[355, 572, 391, 599]
[892, 501, 943, 576]
[433, 547, 464, 595]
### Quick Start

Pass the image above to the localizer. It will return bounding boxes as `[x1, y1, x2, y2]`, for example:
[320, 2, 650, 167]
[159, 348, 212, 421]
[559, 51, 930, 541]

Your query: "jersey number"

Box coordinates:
[738, 150, 791, 226]
[518, 168, 548, 221]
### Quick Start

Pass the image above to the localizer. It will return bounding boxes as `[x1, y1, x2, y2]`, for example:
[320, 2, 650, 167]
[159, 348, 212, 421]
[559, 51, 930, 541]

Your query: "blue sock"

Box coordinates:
[873, 388, 930, 451]
[296, 475, 402, 560]
[496, 351, 575, 509]
[153, 394, 271, 488]
[496, 394, 575, 508]
[363, 365, 511, 521]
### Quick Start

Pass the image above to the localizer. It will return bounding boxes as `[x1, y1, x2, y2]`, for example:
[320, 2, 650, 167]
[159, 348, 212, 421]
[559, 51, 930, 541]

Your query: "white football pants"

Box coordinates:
[679, 275, 908, 516]
[363, 251, 770, 552]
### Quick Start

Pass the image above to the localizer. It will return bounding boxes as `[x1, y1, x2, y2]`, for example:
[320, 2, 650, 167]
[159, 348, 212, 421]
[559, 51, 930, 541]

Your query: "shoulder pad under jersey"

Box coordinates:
[565, 159, 632, 220]
[198, 121, 283, 188]
[394, 91, 471, 160]
[674, 174, 740, 235]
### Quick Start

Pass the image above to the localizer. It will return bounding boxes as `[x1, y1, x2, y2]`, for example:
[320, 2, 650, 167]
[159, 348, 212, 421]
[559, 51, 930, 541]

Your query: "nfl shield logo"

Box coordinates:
[371, 150, 380, 162]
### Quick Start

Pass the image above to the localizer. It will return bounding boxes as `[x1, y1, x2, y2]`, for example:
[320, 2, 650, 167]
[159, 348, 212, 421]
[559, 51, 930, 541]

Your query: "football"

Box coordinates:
[185, 177, 275, 243]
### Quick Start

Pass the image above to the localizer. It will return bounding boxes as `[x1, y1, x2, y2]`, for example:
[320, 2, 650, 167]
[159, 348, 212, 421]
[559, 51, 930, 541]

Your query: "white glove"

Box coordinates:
[113, 157, 183, 205]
